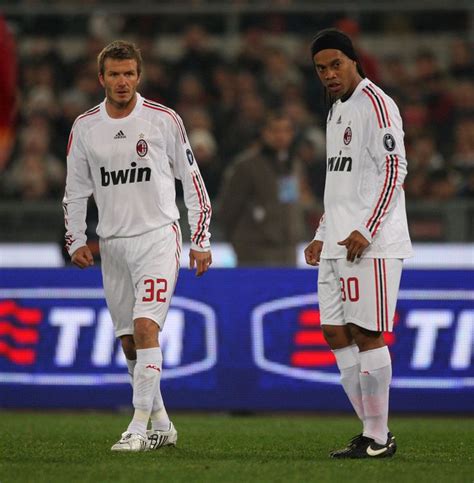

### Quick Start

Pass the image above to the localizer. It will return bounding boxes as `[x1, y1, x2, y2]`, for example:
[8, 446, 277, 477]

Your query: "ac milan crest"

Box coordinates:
[136, 139, 148, 157]
[343, 127, 352, 145]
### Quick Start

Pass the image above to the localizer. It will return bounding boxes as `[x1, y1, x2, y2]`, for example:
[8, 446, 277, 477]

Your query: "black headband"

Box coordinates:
[310, 28, 357, 61]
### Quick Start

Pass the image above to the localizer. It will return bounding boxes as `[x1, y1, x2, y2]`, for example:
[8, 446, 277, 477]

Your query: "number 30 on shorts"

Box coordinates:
[339, 277, 359, 302]
[142, 278, 168, 303]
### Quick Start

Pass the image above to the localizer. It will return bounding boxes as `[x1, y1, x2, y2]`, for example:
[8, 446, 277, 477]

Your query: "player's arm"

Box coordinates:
[304, 213, 325, 266]
[341, 98, 407, 261]
[63, 123, 94, 268]
[360, 101, 407, 242]
[167, 112, 212, 276]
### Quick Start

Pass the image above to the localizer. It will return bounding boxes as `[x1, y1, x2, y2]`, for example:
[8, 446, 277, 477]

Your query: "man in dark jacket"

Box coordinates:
[219, 113, 304, 266]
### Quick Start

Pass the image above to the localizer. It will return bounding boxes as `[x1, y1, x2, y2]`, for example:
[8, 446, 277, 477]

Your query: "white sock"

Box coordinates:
[126, 358, 136, 386]
[149, 348, 171, 431]
[333, 344, 364, 422]
[127, 347, 161, 437]
[359, 346, 392, 445]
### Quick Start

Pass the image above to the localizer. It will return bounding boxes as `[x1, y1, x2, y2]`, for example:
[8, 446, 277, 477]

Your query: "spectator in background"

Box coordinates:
[448, 38, 474, 80]
[426, 169, 458, 200]
[413, 50, 454, 144]
[261, 47, 304, 107]
[221, 92, 266, 162]
[175, 24, 222, 85]
[236, 26, 267, 74]
[451, 118, 474, 173]
[380, 54, 411, 104]
[218, 112, 304, 266]
[140, 58, 173, 106]
[0, 15, 18, 172]
[405, 133, 445, 200]
[4, 127, 64, 199]
[174, 73, 209, 122]
[188, 129, 221, 199]
[408, 132, 445, 172]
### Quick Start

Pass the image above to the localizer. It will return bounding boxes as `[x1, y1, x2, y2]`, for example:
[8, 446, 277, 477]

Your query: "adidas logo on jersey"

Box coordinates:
[114, 130, 126, 139]
[336, 116, 342, 124]
[101, 162, 151, 186]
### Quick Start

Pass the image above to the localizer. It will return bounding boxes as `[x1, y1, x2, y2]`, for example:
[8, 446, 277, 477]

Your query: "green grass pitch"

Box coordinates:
[0, 412, 472, 482]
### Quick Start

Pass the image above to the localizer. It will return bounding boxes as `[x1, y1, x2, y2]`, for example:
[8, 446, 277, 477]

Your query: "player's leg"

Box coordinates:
[125, 317, 162, 439]
[120, 335, 136, 383]
[335, 258, 402, 458]
[129, 223, 181, 449]
[101, 238, 147, 451]
[318, 259, 365, 433]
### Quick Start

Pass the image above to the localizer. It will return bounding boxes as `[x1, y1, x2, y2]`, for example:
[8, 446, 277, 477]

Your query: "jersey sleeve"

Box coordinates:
[167, 112, 212, 252]
[62, 123, 93, 256]
[357, 91, 408, 243]
[313, 213, 326, 242]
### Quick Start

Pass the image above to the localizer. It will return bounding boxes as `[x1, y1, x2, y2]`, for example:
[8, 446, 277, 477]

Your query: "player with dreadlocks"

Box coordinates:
[304, 28, 413, 458]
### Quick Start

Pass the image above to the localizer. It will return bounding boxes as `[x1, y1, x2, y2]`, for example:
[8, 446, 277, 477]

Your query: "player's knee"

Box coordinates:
[348, 323, 384, 351]
[133, 317, 159, 349]
[322, 325, 352, 349]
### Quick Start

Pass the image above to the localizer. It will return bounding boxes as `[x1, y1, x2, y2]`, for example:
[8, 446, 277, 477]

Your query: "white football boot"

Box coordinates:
[147, 422, 178, 450]
[111, 432, 148, 452]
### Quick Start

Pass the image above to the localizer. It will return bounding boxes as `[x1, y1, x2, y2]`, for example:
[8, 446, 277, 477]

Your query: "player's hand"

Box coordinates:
[338, 230, 370, 262]
[304, 240, 323, 266]
[189, 249, 212, 277]
[71, 245, 94, 269]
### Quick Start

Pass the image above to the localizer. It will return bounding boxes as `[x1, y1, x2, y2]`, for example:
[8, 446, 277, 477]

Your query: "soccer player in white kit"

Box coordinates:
[304, 29, 412, 458]
[63, 41, 212, 452]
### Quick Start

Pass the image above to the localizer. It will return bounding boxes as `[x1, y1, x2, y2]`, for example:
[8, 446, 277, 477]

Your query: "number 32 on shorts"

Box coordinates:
[339, 277, 359, 302]
[142, 278, 168, 303]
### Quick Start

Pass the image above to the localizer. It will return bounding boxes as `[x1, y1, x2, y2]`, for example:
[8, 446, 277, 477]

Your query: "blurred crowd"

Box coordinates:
[1, 15, 473, 227]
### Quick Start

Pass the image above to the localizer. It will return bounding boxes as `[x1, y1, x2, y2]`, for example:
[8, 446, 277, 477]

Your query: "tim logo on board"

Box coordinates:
[251, 292, 474, 390]
[0, 292, 217, 385]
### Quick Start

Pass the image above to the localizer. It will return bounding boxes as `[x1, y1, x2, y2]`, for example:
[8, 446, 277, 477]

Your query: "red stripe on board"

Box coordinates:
[372, 155, 399, 237]
[294, 331, 326, 346]
[143, 102, 186, 143]
[384, 333, 395, 345]
[362, 88, 382, 128]
[366, 156, 390, 231]
[291, 351, 335, 367]
[0, 301, 42, 324]
[0, 341, 36, 365]
[299, 309, 320, 326]
[374, 260, 381, 332]
[0, 322, 39, 344]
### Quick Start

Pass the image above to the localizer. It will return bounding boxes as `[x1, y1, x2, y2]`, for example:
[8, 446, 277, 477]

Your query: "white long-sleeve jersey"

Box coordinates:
[63, 94, 211, 256]
[314, 78, 413, 259]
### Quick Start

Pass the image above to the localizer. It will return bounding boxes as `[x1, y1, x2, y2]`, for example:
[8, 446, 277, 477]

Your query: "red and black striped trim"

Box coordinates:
[191, 171, 211, 247]
[77, 105, 100, 121]
[369, 83, 391, 127]
[171, 221, 182, 289]
[373, 259, 388, 331]
[362, 85, 390, 129]
[143, 99, 187, 144]
[365, 154, 399, 237]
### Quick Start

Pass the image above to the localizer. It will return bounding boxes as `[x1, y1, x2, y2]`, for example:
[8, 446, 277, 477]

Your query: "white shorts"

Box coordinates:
[100, 222, 182, 337]
[318, 258, 403, 332]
